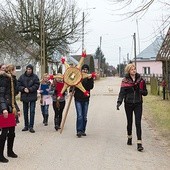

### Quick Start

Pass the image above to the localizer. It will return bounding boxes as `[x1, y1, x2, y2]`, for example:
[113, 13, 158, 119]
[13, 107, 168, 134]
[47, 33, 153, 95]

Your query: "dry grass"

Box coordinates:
[143, 92, 170, 145]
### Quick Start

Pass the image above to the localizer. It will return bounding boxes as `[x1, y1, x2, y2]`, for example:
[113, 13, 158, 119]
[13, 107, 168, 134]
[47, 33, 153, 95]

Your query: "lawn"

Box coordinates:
[143, 89, 170, 145]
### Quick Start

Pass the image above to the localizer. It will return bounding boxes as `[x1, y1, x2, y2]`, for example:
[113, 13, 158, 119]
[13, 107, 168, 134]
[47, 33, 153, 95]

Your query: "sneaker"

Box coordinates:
[22, 127, 28, 131]
[137, 144, 144, 151]
[81, 132, 86, 136]
[29, 128, 35, 133]
[127, 138, 132, 145]
[77, 132, 82, 138]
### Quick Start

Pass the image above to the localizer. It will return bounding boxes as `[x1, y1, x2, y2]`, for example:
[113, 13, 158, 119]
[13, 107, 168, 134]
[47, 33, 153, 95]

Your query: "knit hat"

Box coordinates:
[81, 64, 89, 71]
[26, 64, 33, 70]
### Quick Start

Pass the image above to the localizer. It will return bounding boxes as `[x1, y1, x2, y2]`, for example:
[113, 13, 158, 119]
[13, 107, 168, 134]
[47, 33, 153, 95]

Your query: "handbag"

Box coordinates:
[0, 113, 16, 128]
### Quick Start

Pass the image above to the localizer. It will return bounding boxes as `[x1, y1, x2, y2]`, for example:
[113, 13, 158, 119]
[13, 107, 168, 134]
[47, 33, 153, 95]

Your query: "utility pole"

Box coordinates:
[98, 36, 102, 76]
[40, 0, 46, 77]
[127, 53, 129, 64]
[133, 33, 137, 67]
[136, 19, 140, 54]
[119, 47, 121, 77]
[100, 36, 102, 49]
[82, 8, 96, 52]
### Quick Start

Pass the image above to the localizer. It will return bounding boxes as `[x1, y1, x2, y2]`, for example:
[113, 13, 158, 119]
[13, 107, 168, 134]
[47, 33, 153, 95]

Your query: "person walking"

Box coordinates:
[39, 73, 53, 126]
[51, 73, 67, 131]
[0, 64, 21, 163]
[117, 63, 148, 151]
[71, 64, 94, 138]
[18, 64, 40, 133]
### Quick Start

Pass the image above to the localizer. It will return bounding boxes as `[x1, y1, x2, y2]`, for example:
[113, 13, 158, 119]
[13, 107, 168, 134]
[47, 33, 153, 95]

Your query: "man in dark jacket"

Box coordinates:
[73, 64, 94, 138]
[18, 64, 40, 133]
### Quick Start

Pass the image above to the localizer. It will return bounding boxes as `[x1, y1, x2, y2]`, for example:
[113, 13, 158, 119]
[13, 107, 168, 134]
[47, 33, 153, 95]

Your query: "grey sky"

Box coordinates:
[71, 0, 169, 67]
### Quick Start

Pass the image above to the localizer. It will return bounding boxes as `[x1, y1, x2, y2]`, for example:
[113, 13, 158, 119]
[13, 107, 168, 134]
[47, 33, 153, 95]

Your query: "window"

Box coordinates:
[143, 67, 150, 75]
[16, 66, 22, 71]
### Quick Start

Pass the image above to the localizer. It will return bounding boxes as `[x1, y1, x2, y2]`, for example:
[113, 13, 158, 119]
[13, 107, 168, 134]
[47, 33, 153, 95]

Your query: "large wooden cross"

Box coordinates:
[54, 50, 96, 133]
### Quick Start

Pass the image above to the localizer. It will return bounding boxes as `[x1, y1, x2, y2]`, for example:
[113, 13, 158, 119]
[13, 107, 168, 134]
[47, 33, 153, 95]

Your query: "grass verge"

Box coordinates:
[143, 91, 170, 146]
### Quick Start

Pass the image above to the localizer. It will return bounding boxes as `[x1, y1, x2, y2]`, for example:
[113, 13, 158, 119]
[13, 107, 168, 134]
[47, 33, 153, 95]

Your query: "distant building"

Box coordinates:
[156, 27, 170, 90]
[133, 36, 164, 82]
[71, 54, 95, 73]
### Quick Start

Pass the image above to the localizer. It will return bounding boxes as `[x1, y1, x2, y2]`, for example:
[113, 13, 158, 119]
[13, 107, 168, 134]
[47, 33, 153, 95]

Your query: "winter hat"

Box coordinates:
[26, 64, 33, 70]
[81, 64, 89, 71]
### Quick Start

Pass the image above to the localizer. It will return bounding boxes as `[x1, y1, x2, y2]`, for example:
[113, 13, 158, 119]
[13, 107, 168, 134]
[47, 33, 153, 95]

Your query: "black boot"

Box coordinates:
[42, 113, 45, 124]
[7, 133, 18, 158]
[44, 114, 49, 126]
[127, 138, 132, 145]
[54, 118, 60, 131]
[127, 135, 132, 145]
[137, 143, 144, 151]
[0, 135, 9, 163]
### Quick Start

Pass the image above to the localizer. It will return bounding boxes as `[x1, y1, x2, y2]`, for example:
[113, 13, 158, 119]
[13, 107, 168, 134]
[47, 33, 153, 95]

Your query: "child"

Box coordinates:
[52, 73, 67, 131]
[39, 73, 53, 126]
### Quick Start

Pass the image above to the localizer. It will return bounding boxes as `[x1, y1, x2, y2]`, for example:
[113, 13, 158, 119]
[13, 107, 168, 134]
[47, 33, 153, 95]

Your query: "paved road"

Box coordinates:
[1, 77, 170, 170]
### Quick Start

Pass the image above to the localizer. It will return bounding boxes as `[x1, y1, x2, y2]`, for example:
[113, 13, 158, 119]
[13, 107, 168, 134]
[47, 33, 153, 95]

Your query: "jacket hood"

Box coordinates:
[26, 64, 33, 70]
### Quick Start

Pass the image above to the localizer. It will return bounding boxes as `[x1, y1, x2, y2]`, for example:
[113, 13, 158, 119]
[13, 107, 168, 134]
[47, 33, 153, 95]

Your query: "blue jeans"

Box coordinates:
[75, 100, 89, 133]
[41, 105, 49, 115]
[23, 101, 36, 128]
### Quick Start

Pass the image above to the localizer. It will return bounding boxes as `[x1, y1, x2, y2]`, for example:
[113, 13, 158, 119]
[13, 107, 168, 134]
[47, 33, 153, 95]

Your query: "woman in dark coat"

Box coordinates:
[0, 64, 20, 163]
[117, 63, 148, 152]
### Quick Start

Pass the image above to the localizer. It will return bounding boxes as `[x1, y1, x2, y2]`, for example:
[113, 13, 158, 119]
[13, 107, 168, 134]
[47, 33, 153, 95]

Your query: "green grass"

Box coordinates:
[143, 87, 170, 144]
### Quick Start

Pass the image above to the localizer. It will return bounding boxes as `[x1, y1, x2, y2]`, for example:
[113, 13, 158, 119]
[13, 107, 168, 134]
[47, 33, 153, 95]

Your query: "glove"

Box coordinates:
[139, 89, 143, 94]
[116, 102, 121, 110]
[139, 80, 144, 90]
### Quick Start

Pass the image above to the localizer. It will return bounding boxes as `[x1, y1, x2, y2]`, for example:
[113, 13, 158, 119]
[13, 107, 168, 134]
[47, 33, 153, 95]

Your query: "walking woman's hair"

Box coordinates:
[125, 63, 136, 74]
[6, 64, 17, 114]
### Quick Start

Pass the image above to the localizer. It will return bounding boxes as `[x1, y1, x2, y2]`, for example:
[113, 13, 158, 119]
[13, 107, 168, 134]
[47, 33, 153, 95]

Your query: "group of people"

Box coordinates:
[0, 63, 94, 163]
[0, 62, 148, 163]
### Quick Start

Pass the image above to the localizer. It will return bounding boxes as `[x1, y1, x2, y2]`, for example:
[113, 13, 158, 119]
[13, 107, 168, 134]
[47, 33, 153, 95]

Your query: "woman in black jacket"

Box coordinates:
[0, 64, 21, 163]
[117, 63, 148, 151]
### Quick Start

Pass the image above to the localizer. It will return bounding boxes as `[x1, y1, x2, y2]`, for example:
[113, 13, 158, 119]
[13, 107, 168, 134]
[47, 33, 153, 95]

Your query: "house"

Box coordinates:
[71, 54, 95, 73]
[0, 52, 38, 78]
[156, 27, 170, 91]
[134, 36, 164, 82]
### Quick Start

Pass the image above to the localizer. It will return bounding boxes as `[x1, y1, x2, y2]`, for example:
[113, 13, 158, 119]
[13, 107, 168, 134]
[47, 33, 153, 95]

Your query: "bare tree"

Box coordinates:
[108, 0, 170, 38]
[0, 0, 82, 70]
[108, 0, 170, 18]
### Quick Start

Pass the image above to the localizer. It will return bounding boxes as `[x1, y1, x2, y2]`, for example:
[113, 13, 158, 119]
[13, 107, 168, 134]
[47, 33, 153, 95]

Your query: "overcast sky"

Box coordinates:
[70, 0, 169, 67]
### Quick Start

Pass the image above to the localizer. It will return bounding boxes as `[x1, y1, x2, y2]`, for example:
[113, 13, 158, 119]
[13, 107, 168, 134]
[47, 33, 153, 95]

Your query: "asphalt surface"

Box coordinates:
[1, 77, 170, 170]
